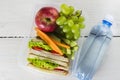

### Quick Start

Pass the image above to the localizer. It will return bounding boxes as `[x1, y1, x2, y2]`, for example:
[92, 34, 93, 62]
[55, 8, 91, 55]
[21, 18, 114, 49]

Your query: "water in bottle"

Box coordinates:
[73, 15, 113, 80]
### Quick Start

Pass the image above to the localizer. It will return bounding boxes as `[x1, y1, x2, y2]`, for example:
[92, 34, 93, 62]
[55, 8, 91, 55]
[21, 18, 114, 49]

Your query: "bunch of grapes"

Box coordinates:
[56, 4, 85, 40]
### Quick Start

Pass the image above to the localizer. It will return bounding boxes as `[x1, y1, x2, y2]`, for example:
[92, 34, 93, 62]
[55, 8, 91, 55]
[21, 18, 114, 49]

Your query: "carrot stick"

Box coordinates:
[50, 37, 70, 49]
[35, 27, 63, 55]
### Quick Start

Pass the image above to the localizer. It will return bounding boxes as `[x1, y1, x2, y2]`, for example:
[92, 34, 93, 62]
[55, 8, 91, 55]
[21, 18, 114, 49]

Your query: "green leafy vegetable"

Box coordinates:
[27, 58, 59, 70]
[29, 40, 52, 51]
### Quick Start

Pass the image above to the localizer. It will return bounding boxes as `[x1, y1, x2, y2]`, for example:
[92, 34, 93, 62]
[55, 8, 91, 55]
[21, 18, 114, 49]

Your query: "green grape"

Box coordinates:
[63, 21, 68, 25]
[60, 11, 64, 16]
[69, 6, 74, 14]
[66, 31, 73, 39]
[79, 23, 85, 29]
[78, 16, 85, 22]
[74, 31, 80, 40]
[63, 25, 70, 32]
[56, 4, 85, 41]
[67, 19, 74, 27]
[70, 41, 77, 47]
[74, 24, 80, 28]
[56, 16, 66, 25]
[71, 24, 80, 33]
[61, 4, 70, 15]
[75, 10, 82, 17]
[71, 15, 79, 23]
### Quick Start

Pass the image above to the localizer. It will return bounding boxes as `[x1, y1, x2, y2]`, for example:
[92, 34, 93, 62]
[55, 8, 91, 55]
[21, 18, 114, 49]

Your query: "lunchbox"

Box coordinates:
[17, 1, 86, 80]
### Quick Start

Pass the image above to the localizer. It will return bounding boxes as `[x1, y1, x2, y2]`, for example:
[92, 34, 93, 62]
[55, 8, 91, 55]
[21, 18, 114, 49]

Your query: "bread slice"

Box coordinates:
[29, 49, 69, 62]
[28, 64, 68, 75]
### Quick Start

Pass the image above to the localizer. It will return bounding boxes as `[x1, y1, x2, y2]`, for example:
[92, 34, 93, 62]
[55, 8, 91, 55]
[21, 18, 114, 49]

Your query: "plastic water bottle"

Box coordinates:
[74, 15, 113, 80]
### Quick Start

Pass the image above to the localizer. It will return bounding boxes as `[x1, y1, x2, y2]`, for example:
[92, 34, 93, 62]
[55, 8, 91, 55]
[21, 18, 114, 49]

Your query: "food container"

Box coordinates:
[17, 2, 85, 80]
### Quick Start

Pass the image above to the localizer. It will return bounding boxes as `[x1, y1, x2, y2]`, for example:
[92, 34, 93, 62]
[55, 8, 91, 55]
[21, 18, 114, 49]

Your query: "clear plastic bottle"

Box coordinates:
[73, 15, 113, 80]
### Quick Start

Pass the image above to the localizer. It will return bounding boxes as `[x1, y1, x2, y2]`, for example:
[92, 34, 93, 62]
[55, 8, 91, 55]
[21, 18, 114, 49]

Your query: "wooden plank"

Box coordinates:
[0, 0, 120, 36]
[0, 38, 120, 80]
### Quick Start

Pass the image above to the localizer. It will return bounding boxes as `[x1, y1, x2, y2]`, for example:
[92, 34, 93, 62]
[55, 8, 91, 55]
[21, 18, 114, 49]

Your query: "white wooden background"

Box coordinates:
[0, 0, 120, 80]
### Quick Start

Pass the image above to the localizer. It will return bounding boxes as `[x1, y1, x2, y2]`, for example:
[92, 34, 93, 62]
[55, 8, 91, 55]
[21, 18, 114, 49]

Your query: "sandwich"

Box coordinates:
[27, 36, 72, 75]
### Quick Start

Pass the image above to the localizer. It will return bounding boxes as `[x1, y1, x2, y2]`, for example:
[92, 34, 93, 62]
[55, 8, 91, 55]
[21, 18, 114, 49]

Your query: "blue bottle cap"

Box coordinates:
[102, 15, 114, 27]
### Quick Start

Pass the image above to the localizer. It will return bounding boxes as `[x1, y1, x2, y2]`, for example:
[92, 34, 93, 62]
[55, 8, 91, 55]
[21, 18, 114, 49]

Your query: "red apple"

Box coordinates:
[35, 7, 59, 32]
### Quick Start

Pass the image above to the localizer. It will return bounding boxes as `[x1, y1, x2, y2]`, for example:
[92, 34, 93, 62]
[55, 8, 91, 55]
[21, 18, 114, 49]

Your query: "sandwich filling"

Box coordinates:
[28, 58, 59, 70]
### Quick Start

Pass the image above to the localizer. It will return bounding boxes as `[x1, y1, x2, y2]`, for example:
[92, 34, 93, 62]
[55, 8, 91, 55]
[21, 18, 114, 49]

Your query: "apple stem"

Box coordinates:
[45, 18, 51, 22]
